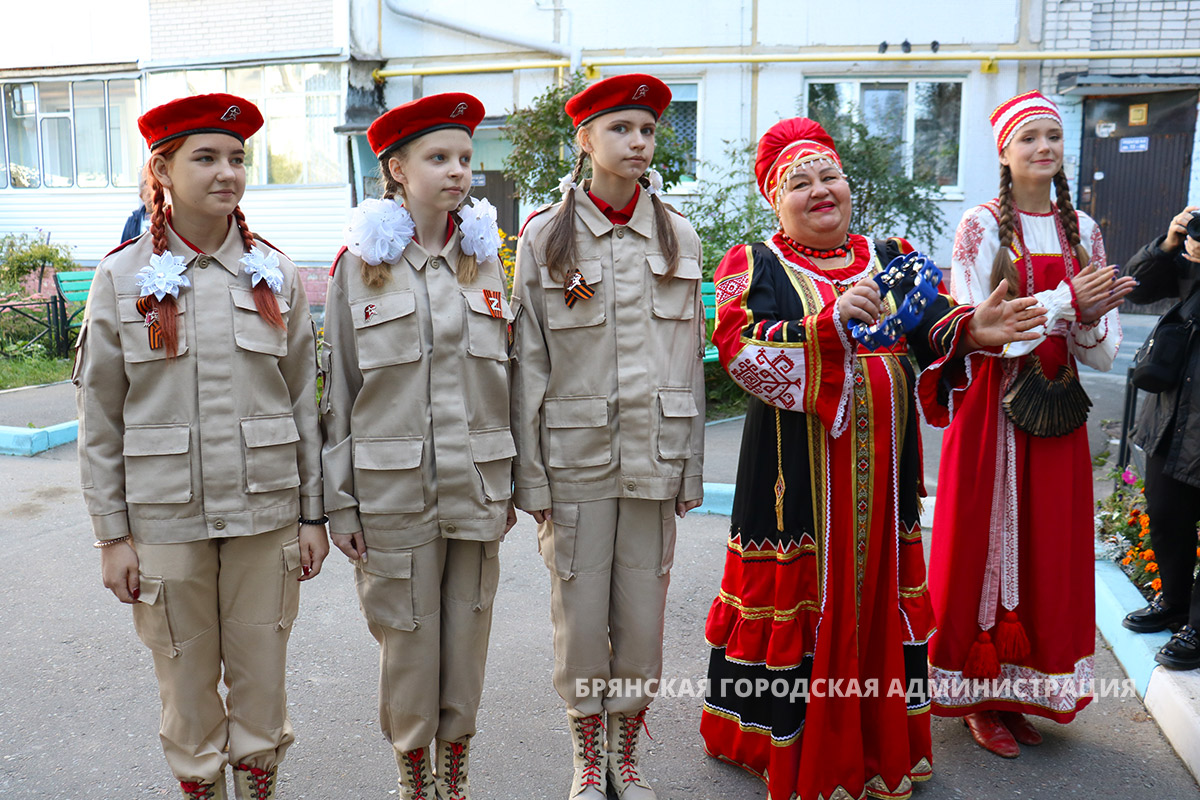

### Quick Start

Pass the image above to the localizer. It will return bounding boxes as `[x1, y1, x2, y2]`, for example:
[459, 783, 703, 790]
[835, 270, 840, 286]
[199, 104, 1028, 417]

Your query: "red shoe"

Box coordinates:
[963, 711, 1020, 758]
[998, 711, 1043, 746]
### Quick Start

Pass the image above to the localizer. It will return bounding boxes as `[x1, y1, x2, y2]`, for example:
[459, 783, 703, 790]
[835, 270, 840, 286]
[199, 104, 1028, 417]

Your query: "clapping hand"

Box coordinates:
[1069, 263, 1137, 324]
[965, 279, 1048, 349]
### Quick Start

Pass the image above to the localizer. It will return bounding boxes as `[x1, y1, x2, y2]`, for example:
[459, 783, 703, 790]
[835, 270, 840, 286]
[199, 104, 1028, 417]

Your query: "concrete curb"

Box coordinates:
[695, 481, 734, 517]
[0, 420, 78, 457]
[1094, 558, 1200, 784]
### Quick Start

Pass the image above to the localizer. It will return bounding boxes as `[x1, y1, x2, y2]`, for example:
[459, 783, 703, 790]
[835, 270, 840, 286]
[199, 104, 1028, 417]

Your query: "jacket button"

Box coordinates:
[616, 227, 625, 238]
[197, 256, 210, 269]
[431, 258, 441, 270]
[445, 522, 457, 534]
[625, 481, 636, 491]
[213, 519, 226, 530]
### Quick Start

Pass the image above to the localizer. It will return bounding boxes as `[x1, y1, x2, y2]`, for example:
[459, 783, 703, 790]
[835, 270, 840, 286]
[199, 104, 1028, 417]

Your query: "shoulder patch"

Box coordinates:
[251, 232, 289, 260]
[329, 246, 349, 277]
[105, 236, 141, 259]
[519, 203, 556, 238]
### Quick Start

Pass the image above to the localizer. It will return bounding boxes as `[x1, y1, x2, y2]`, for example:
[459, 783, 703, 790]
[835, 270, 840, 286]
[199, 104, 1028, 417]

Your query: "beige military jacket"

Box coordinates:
[510, 188, 705, 512]
[321, 225, 514, 549]
[74, 223, 323, 544]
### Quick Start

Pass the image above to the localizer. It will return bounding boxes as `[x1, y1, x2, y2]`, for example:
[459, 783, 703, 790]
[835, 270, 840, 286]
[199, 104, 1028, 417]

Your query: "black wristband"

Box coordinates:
[298, 516, 329, 526]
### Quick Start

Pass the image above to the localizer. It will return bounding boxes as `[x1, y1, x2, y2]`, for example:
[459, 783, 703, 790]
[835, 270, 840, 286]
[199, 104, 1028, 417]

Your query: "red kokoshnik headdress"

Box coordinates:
[989, 91, 1062, 154]
[755, 117, 843, 212]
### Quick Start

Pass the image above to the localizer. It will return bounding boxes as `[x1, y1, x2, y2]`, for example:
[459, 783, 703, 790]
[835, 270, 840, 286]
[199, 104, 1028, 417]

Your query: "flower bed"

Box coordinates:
[1096, 465, 1200, 599]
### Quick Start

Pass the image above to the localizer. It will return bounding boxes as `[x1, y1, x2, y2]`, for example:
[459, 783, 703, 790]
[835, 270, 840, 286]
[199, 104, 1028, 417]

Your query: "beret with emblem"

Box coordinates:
[368, 93, 486, 157]
[138, 93, 264, 151]
[565, 74, 672, 128]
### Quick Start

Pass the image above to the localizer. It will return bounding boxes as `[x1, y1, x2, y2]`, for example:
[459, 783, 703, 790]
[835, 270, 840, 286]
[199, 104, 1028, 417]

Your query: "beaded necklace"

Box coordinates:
[778, 231, 850, 260]
[766, 234, 872, 293]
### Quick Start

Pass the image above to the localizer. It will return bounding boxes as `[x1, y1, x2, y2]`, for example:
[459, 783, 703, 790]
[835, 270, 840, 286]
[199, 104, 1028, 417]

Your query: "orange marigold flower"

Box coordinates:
[1140, 530, 1149, 539]
[1146, 562, 1159, 573]
[1196, 547, 1200, 558]
[1142, 549, 1156, 560]
[1122, 557, 1132, 565]
[1152, 578, 1163, 591]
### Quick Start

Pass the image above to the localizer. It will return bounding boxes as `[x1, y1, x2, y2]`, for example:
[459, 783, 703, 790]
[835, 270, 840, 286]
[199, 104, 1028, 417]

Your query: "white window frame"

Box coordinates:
[663, 79, 701, 195]
[802, 75, 967, 197]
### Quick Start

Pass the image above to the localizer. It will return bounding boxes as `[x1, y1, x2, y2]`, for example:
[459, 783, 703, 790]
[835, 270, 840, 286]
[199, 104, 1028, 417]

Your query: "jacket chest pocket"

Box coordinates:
[230, 286, 289, 357]
[354, 436, 427, 514]
[541, 258, 605, 330]
[118, 297, 188, 362]
[656, 387, 698, 460]
[123, 424, 192, 504]
[649, 255, 702, 321]
[241, 414, 301, 493]
[463, 289, 513, 361]
[469, 426, 516, 502]
[545, 395, 611, 469]
[352, 290, 421, 369]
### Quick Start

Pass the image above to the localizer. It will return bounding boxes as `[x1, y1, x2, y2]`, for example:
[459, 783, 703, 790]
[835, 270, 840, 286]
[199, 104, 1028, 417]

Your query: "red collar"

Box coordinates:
[588, 185, 640, 225]
[412, 213, 456, 248]
[166, 208, 232, 255]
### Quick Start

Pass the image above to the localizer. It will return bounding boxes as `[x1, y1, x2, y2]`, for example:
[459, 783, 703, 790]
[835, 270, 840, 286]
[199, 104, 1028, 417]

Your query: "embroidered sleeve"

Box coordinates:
[711, 244, 853, 436]
[1068, 215, 1122, 370]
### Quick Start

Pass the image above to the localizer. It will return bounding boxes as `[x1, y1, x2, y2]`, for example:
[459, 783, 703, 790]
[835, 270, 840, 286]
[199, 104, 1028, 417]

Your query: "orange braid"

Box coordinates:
[233, 205, 285, 330]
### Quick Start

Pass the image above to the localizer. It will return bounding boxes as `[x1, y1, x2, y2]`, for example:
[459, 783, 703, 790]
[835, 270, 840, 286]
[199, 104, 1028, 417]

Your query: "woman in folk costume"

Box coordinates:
[927, 91, 1136, 756]
[510, 74, 705, 800]
[700, 116, 1048, 800]
[321, 93, 516, 800]
[75, 94, 329, 800]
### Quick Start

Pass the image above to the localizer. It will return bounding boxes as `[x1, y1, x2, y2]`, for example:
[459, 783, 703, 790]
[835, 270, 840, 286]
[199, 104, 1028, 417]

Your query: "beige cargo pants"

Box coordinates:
[355, 536, 501, 754]
[131, 525, 302, 784]
[537, 498, 676, 718]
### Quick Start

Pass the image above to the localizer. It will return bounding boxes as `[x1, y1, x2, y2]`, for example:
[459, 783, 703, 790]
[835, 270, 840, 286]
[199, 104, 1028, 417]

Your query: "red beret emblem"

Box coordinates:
[221, 106, 241, 121]
[632, 85, 649, 100]
[450, 102, 469, 119]
[364, 303, 378, 322]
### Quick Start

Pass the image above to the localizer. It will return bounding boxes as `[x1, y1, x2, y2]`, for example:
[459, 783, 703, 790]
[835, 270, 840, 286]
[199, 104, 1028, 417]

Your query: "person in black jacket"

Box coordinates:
[119, 172, 153, 243]
[1121, 205, 1200, 670]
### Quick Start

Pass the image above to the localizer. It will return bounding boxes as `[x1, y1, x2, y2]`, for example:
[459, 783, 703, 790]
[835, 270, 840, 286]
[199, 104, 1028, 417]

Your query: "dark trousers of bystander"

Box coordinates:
[1146, 442, 1200, 626]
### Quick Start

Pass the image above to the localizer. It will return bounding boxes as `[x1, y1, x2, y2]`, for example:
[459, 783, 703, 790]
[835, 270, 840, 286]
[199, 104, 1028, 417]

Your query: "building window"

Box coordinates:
[0, 78, 142, 190]
[662, 82, 699, 184]
[805, 78, 963, 190]
[147, 62, 344, 187]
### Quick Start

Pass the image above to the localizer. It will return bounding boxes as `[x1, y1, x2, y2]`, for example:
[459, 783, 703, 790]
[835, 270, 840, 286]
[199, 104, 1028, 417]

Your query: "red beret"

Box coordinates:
[368, 93, 485, 157]
[138, 93, 263, 151]
[565, 74, 671, 128]
[754, 117, 841, 207]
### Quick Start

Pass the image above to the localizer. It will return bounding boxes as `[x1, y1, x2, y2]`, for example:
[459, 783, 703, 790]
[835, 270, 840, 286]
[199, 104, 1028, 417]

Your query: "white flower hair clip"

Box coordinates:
[458, 197, 502, 263]
[136, 251, 190, 300]
[644, 167, 664, 196]
[344, 198, 415, 266]
[240, 246, 285, 293]
[557, 171, 579, 197]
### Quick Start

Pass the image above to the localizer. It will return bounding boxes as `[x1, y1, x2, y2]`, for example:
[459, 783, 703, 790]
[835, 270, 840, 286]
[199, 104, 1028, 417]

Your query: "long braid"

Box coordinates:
[451, 202, 480, 285]
[543, 148, 589, 283]
[990, 164, 1021, 298]
[643, 181, 680, 281]
[143, 153, 180, 358]
[234, 205, 285, 330]
[1053, 169, 1090, 272]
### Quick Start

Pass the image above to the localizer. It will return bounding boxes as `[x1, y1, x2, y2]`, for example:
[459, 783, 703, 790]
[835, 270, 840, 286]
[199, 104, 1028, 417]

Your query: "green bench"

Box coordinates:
[702, 280, 719, 364]
[55, 269, 96, 330]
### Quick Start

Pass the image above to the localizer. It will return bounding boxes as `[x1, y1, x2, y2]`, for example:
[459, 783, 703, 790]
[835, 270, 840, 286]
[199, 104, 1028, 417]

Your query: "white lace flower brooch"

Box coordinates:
[240, 246, 284, 293]
[458, 197, 501, 263]
[344, 198, 415, 266]
[136, 251, 190, 300]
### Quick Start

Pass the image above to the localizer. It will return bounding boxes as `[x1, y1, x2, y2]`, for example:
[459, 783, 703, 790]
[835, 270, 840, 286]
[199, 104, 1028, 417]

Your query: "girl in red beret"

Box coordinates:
[698, 116, 1048, 800]
[928, 92, 1135, 757]
[74, 93, 329, 800]
[509, 73, 705, 800]
[321, 92, 516, 800]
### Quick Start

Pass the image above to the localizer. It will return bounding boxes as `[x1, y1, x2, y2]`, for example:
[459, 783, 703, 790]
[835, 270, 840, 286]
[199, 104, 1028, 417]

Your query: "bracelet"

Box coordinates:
[93, 535, 131, 549]
[298, 516, 329, 526]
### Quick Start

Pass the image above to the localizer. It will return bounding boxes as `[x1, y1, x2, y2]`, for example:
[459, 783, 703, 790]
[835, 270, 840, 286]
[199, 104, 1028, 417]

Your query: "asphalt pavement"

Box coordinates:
[3, 313, 1199, 799]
